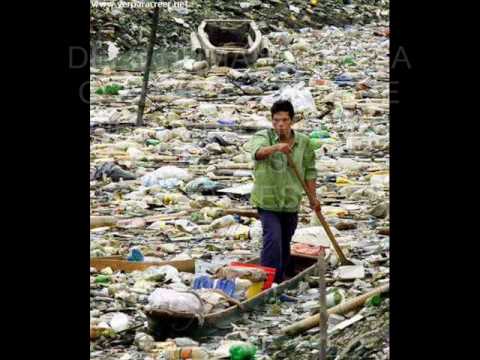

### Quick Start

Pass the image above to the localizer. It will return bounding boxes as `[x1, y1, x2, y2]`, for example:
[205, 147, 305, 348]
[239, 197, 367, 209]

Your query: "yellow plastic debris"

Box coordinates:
[336, 177, 355, 186]
[246, 281, 264, 299]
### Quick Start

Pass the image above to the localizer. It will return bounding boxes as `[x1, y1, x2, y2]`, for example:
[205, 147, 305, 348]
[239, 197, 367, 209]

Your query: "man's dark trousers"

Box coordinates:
[258, 208, 298, 283]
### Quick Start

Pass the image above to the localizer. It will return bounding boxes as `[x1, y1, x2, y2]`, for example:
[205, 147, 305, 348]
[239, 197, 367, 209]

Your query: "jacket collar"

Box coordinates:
[272, 129, 297, 146]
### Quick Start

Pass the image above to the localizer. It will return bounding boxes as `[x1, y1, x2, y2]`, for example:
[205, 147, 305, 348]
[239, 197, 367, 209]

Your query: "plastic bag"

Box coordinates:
[155, 129, 173, 142]
[110, 313, 130, 332]
[199, 103, 218, 117]
[216, 197, 232, 209]
[215, 224, 250, 240]
[207, 131, 238, 146]
[148, 288, 203, 314]
[215, 223, 250, 240]
[173, 219, 202, 234]
[141, 265, 182, 283]
[336, 158, 368, 171]
[182, 58, 195, 71]
[261, 82, 317, 114]
[135, 333, 155, 352]
[370, 172, 389, 187]
[269, 31, 291, 46]
[184, 177, 220, 194]
[249, 220, 263, 243]
[141, 166, 190, 187]
[197, 290, 230, 313]
[292, 226, 340, 247]
[93, 162, 136, 182]
[127, 147, 144, 161]
[171, 127, 191, 142]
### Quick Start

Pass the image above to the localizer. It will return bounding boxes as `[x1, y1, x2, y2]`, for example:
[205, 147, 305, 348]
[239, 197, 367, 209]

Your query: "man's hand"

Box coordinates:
[275, 143, 292, 154]
[255, 143, 291, 160]
[310, 198, 321, 213]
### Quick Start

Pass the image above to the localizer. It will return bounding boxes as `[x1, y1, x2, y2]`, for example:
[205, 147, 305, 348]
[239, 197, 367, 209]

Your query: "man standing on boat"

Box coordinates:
[248, 100, 320, 283]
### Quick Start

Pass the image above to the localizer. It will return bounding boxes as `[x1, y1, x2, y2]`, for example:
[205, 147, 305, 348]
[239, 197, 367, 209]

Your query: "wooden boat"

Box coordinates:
[191, 19, 272, 68]
[145, 252, 321, 339]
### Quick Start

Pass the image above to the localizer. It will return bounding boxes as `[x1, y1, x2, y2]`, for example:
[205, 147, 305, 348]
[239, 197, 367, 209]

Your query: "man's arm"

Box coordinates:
[255, 143, 291, 160]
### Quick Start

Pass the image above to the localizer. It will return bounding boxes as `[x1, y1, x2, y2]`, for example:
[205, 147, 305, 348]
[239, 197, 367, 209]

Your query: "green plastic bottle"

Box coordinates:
[229, 343, 257, 360]
[146, 139, 160, 146]
[310, 130, 330, 139]
[366, 294, 382, 307]
[95, 275, 111, 284]
[343, 56, 356, 66]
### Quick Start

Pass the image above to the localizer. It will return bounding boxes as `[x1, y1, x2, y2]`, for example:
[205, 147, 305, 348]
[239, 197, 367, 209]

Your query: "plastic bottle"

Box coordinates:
[209, 215, 236, 230]
[310, 130, 330, 139]
[217, 118, 236, 126]
[343, 55, 356, 66]
[229, 343, 257, 360]
[366, 294, 383, 307]
[166, 347, 209, 359]
[233, 170, 252, 177]
[95, 275, 111, 284]
[127, 248, 144, 262]
[146, 139, 160, 146]
[326, 289, 344, 308]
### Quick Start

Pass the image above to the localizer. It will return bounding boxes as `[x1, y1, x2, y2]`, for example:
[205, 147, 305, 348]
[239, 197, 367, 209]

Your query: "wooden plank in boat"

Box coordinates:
[90, 257, 195, 273]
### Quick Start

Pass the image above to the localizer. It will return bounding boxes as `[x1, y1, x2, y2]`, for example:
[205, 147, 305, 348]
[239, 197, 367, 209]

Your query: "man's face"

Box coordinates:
[272, 111, 293, 137]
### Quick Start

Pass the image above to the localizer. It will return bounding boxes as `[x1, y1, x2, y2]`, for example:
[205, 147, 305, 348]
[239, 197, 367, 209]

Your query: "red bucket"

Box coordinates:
[230, 262, 276, 290]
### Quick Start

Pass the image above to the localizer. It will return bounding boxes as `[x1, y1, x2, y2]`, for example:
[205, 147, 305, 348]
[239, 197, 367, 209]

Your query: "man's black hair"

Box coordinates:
[271, 99, 294, 120]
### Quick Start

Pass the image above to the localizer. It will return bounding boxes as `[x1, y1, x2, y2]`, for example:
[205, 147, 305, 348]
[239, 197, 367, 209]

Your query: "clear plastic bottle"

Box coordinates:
[209, 215, 236, 230]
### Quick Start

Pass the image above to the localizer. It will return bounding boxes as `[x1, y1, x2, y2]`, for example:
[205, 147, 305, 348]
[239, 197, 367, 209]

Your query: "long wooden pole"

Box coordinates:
[285, 153, 353, 265]
[317, 253, 328, 359]
[281, 283, 389, 337]
[136, 4, 160, 126]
